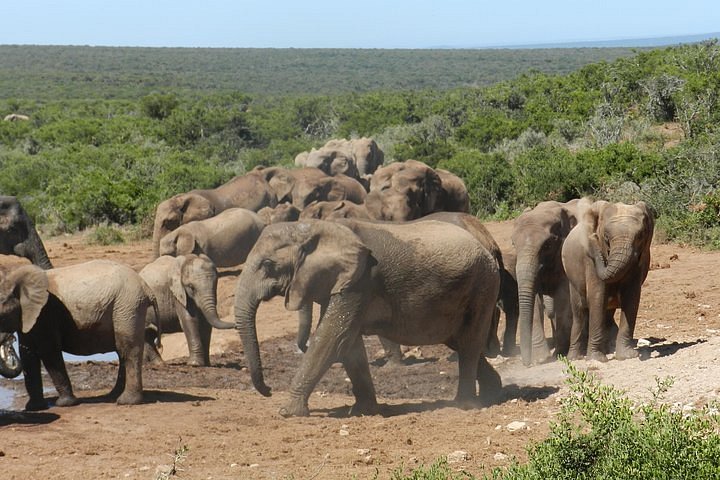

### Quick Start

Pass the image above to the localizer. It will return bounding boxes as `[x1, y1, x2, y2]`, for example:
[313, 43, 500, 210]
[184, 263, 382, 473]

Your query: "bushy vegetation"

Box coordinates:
[390, 361, 720, 480]
[2, 41, 720, 245]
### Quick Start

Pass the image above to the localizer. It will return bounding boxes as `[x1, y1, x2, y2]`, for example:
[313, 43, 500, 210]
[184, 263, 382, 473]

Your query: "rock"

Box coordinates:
[506, 421, 527, 432]
[447, 450, 470, 463]
[357, 448, 370, 456]
[637, 338, 651, 347]
[494, 452, 508, 461]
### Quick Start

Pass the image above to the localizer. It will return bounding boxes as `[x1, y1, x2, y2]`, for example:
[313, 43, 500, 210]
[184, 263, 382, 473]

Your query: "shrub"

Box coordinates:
[140, 93, 179, 120]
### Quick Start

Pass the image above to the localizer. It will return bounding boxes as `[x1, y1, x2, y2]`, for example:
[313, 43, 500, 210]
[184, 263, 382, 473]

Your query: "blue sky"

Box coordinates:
[2, 0, 719, 49]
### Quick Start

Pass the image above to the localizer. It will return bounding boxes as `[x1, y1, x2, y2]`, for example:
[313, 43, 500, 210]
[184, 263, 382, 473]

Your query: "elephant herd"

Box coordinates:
[0, 137, 656, 418]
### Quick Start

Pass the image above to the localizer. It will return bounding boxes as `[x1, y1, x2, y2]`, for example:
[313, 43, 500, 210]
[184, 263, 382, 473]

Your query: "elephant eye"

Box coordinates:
[261, 259, 275, 271]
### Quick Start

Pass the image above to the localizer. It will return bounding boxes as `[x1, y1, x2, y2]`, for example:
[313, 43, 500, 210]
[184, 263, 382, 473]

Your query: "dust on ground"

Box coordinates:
[1, 220, 720, 480]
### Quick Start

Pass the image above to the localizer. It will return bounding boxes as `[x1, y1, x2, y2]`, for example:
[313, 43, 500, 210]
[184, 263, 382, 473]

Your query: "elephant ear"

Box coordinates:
[168, 257, 187, 307]
[285, 221, 369, 311]
[268, 170, 295, 204]
[174, 231, 198, 256]
[9, 265, 49, 333]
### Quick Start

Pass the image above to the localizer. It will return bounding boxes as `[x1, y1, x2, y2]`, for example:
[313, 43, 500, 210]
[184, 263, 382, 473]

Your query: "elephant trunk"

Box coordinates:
[593, 236, 636, 283]
[197, 294, 234, 330]
[516, 255, 540, 366]
[0, 333, 22, 378]
[26, 225, 53, 270]
[234, 274, 272, 397]
[152, 221, 165, 259]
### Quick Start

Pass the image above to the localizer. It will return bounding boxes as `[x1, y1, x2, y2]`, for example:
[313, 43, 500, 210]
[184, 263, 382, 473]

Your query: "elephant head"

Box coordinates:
[304, 143, 360, 179]
[299, 200, 372, 220]
[170, 254, 234, 330]
[365, 160, 443, 221]
[0, 265, 49, 336]
[152, 193, 215, 257]
[580, 200, 655, 283]
[0, 196, 53, 270]
[436, 169, 470, 213]
[234, 220, 369, 396]
[256, 203, 301, 225]
[511, 200, 578, 366]
[349, 138, 384, 176]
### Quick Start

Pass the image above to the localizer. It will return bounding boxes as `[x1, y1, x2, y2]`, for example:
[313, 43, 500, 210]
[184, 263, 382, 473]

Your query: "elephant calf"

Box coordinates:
[0, 260, 155, 410]
[140, 254, 235, 366]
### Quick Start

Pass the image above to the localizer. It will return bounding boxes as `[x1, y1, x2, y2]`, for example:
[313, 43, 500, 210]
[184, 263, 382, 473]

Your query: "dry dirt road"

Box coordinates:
[1, 220, 719, 480]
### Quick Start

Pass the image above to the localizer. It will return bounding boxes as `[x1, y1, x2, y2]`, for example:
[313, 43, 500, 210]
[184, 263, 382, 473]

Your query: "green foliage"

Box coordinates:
[491, 360, 720, 480]
[86, 224, 125, 245]
[389, 459, 473, 480]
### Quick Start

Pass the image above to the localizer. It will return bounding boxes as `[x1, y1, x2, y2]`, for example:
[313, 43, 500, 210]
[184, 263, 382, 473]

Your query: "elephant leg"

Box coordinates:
[280, 294, 363, 417]
[454, 296, 497, 406]
[198, 320, 212, 367]
[615, 280, 642, 360]
[113, 329, 144, 405]
[567, 284, 588, 361]
[531, 295, 552, 364]
[499, 271, 519, 357]
[586, 285, 609, 363]
[341, 335, 378, 416]
[551, 284, 572, 357]
[378, 336, 403, 365]
[476, 356, 502, 406]
[40, 346, 79, 407]
[19, 341, 49, 411]
[178, 307, 209, 367]
[604, 312, 619, 354]
[143, 326, 164, 366]
[485, 306, 502, 358]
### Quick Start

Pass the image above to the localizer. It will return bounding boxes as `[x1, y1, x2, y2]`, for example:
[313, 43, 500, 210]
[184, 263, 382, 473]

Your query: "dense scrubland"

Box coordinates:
[2, 42, 720, 246]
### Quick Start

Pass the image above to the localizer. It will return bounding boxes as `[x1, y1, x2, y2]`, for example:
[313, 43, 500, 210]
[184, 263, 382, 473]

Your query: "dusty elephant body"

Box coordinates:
[299, 200, 372, 221]
[562, 199, 654, 362]
[0, 261, 155, 410]
[258, 166, 367, 209]
[158, 208, 266, 268]
[234, 219, 502, 417]
[256, 203, 301, 225]
[140, 255, 235, 366]
[151, 172, 277, 257]
[512, 199, 579, 366]
[296, 137, 384, 180]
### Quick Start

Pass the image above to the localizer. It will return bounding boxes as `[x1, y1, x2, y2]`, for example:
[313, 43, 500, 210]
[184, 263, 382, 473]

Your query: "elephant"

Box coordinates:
[0, 196, 53, 378]
[436, 169, 471, 213]
[512, 199, 580, 366]
[158, 208, 265, 268]
[140, 254, 235, 366]
[151, 171, 278, 257]
[296, 138, 384, 179]
[299, 200, 372, 221]
[0, 260, 155, 410]
[0, 196, 53, 270]
[234, 218, 502, 417]
[561, 198, 654, 362]
[256, 203, 301, 225]
[256, 166, 367, 209]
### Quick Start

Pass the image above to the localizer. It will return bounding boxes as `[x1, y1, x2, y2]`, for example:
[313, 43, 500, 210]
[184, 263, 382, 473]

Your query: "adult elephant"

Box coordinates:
[141, 254, 235, 367]
[256, 203, 301, 225]
[562, 199, 654, 362]
[512, 199, 579, 366]
[234, 219, 502, 417]
[0, 196, 53, 379]
[152, 172, 277, 257]
[365, 160, 444, 221]
[257, 166, 366, 209]
[158, 208, 265, 268]
[436, 169, 471, 213]
[299, 200, 372, 221]
[297, 138, 384, 179]
[0, 260, 155, 410]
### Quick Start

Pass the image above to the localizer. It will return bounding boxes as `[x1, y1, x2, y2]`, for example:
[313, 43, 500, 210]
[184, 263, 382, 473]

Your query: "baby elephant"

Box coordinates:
[159, 208, 265, 268]
[0, 260, 155, 411]
[140, 254, 235, 366]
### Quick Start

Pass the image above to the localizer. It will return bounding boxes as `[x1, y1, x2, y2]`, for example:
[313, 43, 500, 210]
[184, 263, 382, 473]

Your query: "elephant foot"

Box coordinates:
[586, 350, 609, 363]
[349, 398, 379, 416]
[566, 349, 584, 361]
[24, 397, 49, 411]
[187, 358, 210, 367]
[116, 390, 144, 405]
[279, 398, 310, 418]
[55, 394, 80, 407]
[500, 344, 519, 357]
[454, 395, 481, 410]
[614, 345, 639, 361]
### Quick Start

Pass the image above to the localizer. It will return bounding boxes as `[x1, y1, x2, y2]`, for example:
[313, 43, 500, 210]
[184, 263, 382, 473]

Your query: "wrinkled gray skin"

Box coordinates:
[0, 261, 155, 410]
[0, 196, 53, 378]
[140, 255, 235, 366]
[152, 171, 278, 257]
[512, 199, 579, 366]
[296, 138, 384, 180]
[299, 200, 372, 221]
[562, 199, 654, 362]
[365, 160, 469, 221]
[256, 203, 301, 225]
[159, 208, 266, 268]
[234, 219, 502, 417]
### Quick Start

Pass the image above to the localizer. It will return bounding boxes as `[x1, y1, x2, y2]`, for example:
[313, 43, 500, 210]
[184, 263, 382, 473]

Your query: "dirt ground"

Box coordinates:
[2, 220, 720, 480]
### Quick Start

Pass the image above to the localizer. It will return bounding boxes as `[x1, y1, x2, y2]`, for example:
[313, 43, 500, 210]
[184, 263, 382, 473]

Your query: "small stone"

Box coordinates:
[447, 450, 470, 463]
[230, 463, 238, 468]
[249, 464, 259, 468]
[339, 429, 350, 436]
[506, 421, 527, 432]
[357, 449, 370, 455]
[494, 452, 508, 461]
[636, 338, 651, 347]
